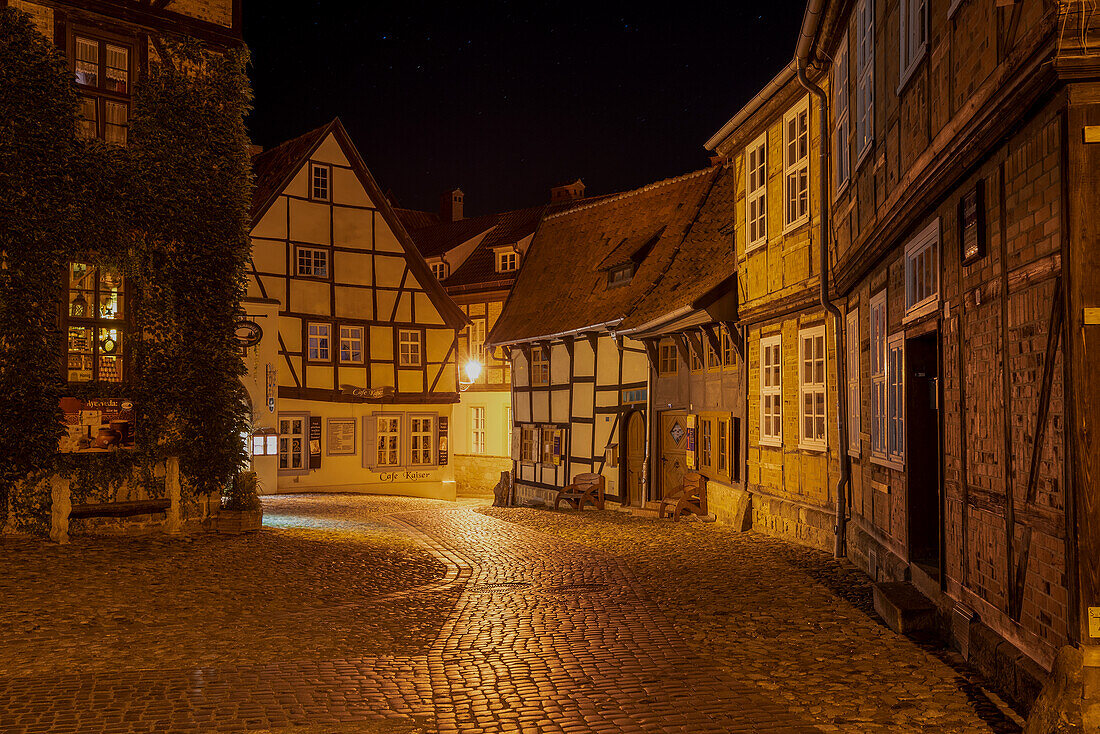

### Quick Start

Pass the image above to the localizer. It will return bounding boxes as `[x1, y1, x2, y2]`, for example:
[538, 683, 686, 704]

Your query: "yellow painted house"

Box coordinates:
[706, 64, 843, 552]
[241, 120, 468, 500]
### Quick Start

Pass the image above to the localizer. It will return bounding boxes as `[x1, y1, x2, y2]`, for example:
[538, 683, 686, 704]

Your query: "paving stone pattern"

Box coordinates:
[0, 494, 1023, 732]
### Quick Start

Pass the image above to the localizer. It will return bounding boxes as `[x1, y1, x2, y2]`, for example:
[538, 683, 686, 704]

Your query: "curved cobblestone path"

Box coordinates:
[0, 495, 1024, 733]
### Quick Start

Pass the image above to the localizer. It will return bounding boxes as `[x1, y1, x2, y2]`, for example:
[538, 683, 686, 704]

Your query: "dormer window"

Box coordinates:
[430, 261, 448, 280]
[608, 264, 633, 287]
[496, 250, 518, 273]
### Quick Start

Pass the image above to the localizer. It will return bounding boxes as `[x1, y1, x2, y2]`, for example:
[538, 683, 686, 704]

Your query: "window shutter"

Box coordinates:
[363, 415, 377, 470]
[511, 425, 520, 461]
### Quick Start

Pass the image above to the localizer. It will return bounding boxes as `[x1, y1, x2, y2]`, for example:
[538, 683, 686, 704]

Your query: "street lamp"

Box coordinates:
[460, 359, 482, 392]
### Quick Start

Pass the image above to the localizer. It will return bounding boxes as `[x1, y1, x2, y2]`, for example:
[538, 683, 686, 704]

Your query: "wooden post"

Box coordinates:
[49, 475, 70, 544]
[165, 457, 181, 535]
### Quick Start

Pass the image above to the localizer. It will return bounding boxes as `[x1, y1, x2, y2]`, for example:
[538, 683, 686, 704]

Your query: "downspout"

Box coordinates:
[643, 353, 653, 503]
[795, 1, 850, 558]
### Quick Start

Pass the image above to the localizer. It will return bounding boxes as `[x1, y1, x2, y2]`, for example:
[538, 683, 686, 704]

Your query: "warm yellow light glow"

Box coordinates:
[463, 359, 482, 383]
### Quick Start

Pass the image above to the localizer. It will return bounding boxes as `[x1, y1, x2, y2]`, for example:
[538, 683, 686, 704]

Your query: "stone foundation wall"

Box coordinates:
[454, 455, 512, 494]
[750, 493, 835, 554]
[706, 481, 752, 530]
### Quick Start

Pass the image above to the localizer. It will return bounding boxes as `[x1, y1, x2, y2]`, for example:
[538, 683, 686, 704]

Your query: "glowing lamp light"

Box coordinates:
[460, 359, 483, 391]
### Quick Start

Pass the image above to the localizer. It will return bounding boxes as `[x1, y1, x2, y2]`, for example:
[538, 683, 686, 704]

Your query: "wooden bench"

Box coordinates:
[554, 473, 606, 511]
[69, 499, 171, 519]
[658, 471, 707, 520]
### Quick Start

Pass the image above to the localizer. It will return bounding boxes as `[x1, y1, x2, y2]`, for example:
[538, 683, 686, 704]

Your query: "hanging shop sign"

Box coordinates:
[437, 416, 449, 466]
[232, 319, 263, 349]
[266, 364, 277, 413]
[58, 397, 136, 453]
[339, 385, 396, 402]
[308, 416, 322, 469]
[326, 417, 356, 456]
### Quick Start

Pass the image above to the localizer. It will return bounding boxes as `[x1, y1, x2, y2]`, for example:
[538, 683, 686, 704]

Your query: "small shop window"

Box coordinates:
[339, 325, 363, 363]
[541, 426, 565, 465]
[309, 163, 331, 202]
[399, 330, 422, 366]
[278, 416, 306, 470]
[376, 415, 401, 466]
[410, 415, 434, 465]
[520, 425, 539, 463]
[297, 246, 329, 278]
[65, 262, 125, 383]
[307, 323, 331, 361]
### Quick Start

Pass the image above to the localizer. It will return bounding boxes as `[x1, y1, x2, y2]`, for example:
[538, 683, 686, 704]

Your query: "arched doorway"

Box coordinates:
[625, 411, 646, 506]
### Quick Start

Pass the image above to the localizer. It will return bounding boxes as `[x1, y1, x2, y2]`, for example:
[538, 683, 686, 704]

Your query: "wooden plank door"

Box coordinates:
[625, 411, 645, 506]
[659, 411, 688, 499]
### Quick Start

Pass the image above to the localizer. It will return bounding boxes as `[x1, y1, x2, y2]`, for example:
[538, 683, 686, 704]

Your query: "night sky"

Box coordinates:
[243, 2, 806, 217]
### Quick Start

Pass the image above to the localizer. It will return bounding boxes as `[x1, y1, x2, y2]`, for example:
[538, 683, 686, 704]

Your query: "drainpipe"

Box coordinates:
[795, 12, 850, 558]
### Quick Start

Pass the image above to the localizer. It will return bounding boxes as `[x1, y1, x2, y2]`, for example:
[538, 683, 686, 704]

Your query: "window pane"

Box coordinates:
[78, 97, 98, 139]
[104, 101, 127, 145]
[105, 44, 128, 93]
[75, 37, 98, 87]
[99, 269, 123, 318]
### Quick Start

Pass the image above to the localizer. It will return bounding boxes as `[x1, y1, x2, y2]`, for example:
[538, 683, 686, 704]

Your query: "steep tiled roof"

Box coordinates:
[394, 207, 441, 231]
[444, 206, 546, 289]
[488, 167, 724, 345]
[406, 214, 499, 259]
[250, 122, 331, 220]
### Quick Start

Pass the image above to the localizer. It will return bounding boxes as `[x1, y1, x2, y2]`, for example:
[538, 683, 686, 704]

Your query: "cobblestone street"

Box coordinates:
[0, 494, 1026, 733]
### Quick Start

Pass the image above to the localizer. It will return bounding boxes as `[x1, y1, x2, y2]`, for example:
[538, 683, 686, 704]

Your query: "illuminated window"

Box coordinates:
[399, 330, 422, 366]
[297, 246, 328, 278]
[339, 325, 363, 363]
[410, 416, 434, 465]
[833, 32, 850, 192]
[496, 250, 518, 272]
[376, 415, 401, 466]
[745, 132, 767, 251]
[251, 432, 278, 456]
[430, 261, 448, 279]
[471, 407, 486, 454]
[278, 416, 306, 470]
[799, 325, 827, 450]
[65, 263, 125, 383]
[784, 97, 810, 230]
[760, 333, 782, 446]
[74, 34, 130, 145]
[658, 340, 678, 375]
[530, 347, 549, 386]
[310, 163, 330, 201]
[307, 323, 331, 361]
[869, 291, 887, 459]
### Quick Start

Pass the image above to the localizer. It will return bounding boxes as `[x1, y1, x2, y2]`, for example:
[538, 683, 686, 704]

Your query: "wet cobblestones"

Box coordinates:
[0, 494, 1026, 732]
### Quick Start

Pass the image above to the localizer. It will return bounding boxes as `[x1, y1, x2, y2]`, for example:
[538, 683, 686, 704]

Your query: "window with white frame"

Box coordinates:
[887, 333, 905, 464]
[530, 347, 549, 386]
[905, 220, 940, 318]
[745, 133, 768, 250]
[430, 261, 448, 279]
[784, 97, 810, 230]
[310, 163, 330, 201]
[469, 318, 486, 359]
[869, 291, 887, 459]
[520, 425, 538, 462]
[471, 407, 486, 454]
[759, 334, 782, 446]
[399, 330, 422, 366]
[846, 307, 861, 455]
[496, 250, 518, 272]
[658, 340, 678, 375]
[307, 323, 331, 361]
[856, 0, 875, 160]
[297, 246, 329, 278]
[833, 32, 851, 192]
[278, 415, 306, 470]
[410, 416, 434, 464]
[799, 325, 827, 449]
[375, 415, 401, 466]
[899, 0, 928, 89]
[339, 325, 363, 363]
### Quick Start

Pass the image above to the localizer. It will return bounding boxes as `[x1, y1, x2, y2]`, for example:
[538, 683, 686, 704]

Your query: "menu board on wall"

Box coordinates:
[58, 397, 136, 453]
[309, 416, 322, 468]
[327, 418, 356, 455]
[438, 416, 449, 466]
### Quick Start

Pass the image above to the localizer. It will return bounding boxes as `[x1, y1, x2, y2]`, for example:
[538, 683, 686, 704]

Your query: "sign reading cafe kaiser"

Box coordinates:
[58, 397, 136, 453]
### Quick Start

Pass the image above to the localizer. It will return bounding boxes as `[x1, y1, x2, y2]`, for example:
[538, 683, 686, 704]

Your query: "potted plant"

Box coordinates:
[217, 470, 263, 533]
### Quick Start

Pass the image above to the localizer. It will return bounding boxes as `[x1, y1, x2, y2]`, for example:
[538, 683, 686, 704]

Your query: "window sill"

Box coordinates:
[745, 238, 768, 255]
[903, 298, 940, 325]
[798, 442, 827, 453]
[759, 438, 782, 449]
[869, 454, 904, 471]
[855, 141, 874, 173]
[782, 217, 810, 237]
[896, 46, 927, 97]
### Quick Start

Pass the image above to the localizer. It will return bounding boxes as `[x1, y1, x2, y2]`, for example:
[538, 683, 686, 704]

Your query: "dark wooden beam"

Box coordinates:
[684, 330, 706, 366]
[721, 321, 744, 361]
[674, 333, 691, 366]
[701, 324, 722, 356]
[642, 339, 660, 374]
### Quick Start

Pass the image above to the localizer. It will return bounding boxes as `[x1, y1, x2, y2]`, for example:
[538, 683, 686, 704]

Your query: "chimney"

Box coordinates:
[440, 188, 464, 222]
[550, 179, 585, 203]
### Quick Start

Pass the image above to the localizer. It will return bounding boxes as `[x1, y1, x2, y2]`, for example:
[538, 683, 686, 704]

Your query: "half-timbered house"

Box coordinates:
[243, 120, 467, 500]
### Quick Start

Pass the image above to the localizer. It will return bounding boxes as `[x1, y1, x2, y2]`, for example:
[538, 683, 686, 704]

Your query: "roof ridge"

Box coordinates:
[543, 168, 714, 221]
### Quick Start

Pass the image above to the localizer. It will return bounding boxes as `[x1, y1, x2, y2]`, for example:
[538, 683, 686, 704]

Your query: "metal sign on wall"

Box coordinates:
[437, 416, 449, 466]
[309, 416, 322, 469]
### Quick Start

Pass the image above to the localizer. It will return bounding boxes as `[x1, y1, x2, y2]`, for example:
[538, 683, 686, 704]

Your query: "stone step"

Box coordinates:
[872, 581, 937, 635]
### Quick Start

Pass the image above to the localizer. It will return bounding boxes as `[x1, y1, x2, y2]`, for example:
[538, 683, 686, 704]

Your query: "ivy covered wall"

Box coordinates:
[0, 8, 254, 533]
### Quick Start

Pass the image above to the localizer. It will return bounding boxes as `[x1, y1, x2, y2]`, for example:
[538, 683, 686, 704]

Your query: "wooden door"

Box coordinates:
[625, 411, 645, 506]
[659, 411, 688, 499]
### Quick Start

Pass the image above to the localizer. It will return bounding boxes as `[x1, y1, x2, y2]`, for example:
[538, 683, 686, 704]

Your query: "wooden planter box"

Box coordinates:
[216, 508, 263, 534]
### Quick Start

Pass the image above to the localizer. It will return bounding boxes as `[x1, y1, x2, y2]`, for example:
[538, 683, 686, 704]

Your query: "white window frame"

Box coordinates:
[530, 347, 549, 386]
[496, 249, 518, 273]
[307, 322, 331, 362]
[470, 406, 486, 455]
[846, 307, 861, 457]
[744, 132, 768, 252]
[520, 425, 539, 463]
[430, 260, 448, 279]
[409, 414, 435, 465]
[904, 219, 940, 321]
[899, 0, 928, 93]
[798, 325, 828, 450]
[398, 329, 422, 367]
[856, 0, 875, 165]
[339, 325, 364, 364]
[833, 32, 851, 194]
[886, 332, 905, 465]
[469, 317, 486, 359]
[309, 163, 331, 202]
[375, 413, 402, 467]
[759, 333, 782, 447]
[277, 413, 309, 473]
[869, 291, 887, 461]
[783, 96, 811, 232]
[296, 246, 329, 278]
